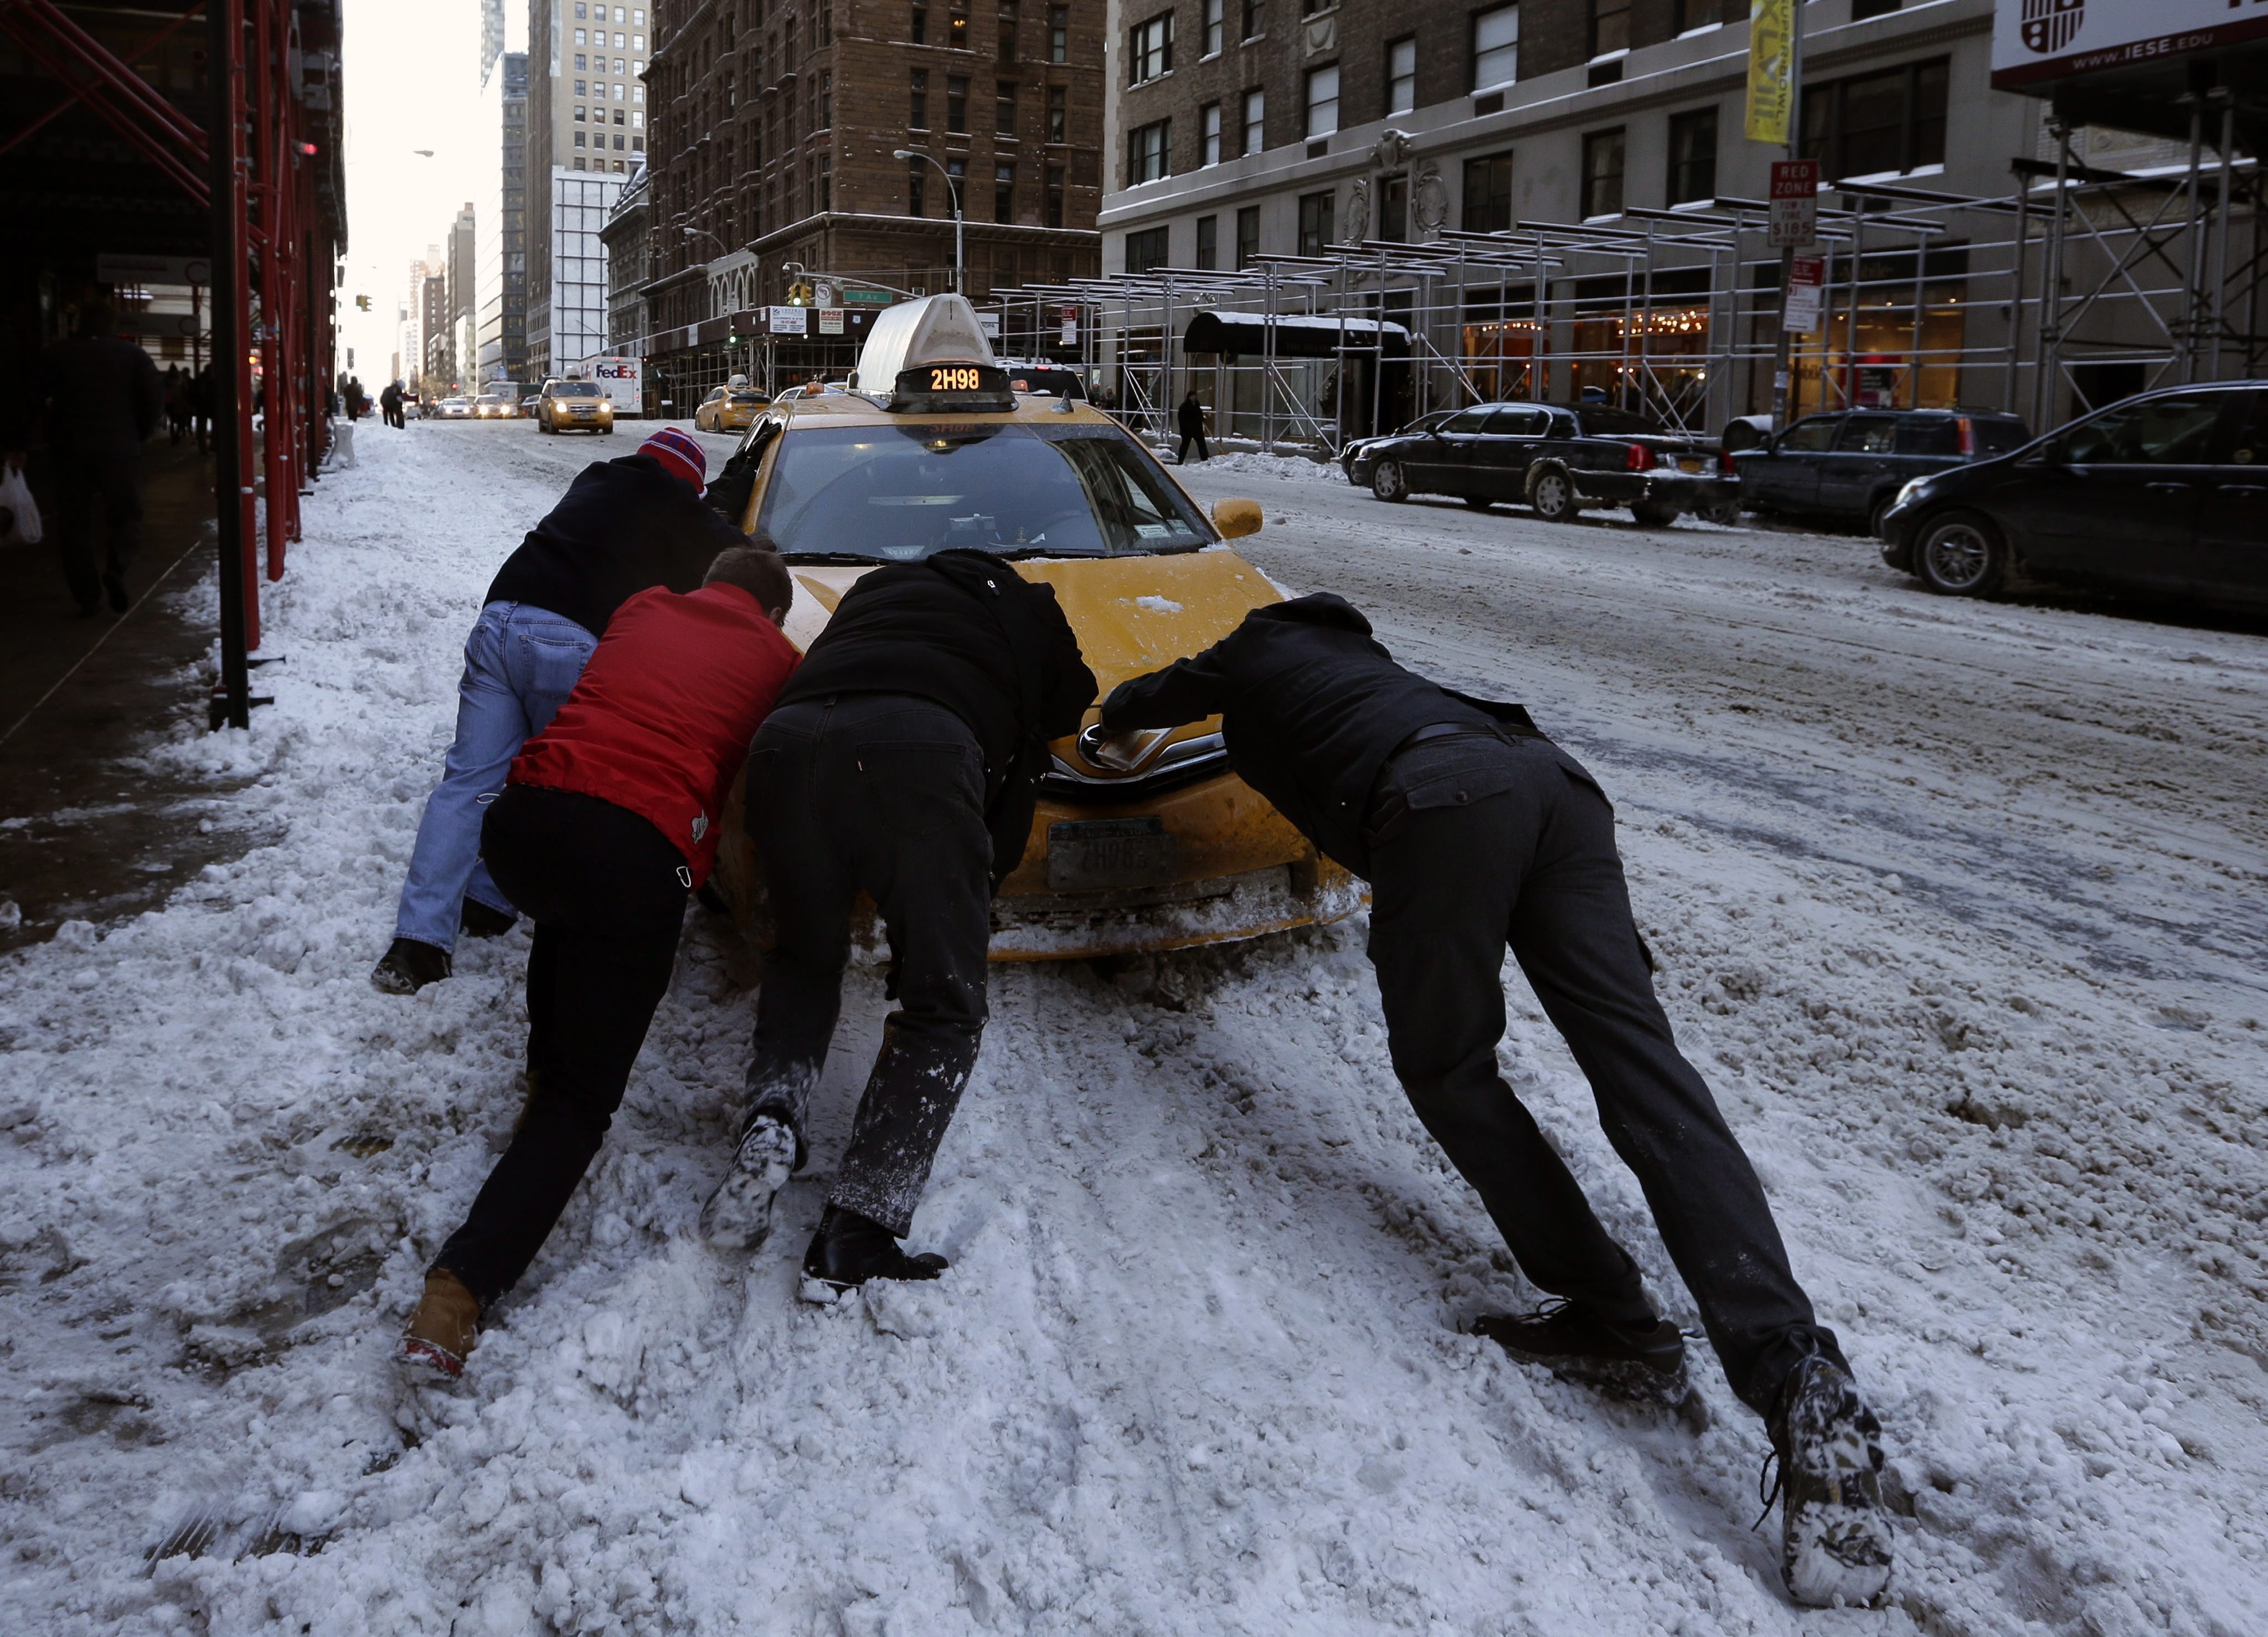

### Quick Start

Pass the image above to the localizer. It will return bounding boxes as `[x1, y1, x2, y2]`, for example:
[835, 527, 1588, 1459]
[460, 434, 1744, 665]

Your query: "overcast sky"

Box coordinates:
[336, 0, 517, 380]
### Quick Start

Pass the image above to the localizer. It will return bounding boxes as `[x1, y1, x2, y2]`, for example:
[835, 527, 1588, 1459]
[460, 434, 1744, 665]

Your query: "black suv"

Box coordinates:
[1348, 401, 1730, 526]
[1733, 408, 2032, 534]
[1877, 381, 2268, 610]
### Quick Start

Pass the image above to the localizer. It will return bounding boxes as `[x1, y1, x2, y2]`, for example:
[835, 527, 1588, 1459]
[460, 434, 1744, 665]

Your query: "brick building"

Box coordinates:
[638, 0, 1110, 399]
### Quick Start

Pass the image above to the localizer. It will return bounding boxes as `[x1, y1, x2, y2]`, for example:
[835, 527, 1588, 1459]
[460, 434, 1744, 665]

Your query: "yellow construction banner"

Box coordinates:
[1745, 0, 1795, 145]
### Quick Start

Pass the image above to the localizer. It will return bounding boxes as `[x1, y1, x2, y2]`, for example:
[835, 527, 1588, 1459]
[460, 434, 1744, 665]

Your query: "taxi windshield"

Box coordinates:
[755, 423, 1211, 561]
[551, 382, 603, 398]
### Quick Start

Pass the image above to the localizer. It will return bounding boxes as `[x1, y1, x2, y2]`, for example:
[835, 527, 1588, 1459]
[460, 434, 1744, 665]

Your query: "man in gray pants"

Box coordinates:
[1099, 593, 1894, 1609]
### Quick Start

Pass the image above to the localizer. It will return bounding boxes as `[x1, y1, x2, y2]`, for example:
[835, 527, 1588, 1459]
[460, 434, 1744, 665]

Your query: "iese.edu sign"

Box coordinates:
[1992, 0, 2268, 90]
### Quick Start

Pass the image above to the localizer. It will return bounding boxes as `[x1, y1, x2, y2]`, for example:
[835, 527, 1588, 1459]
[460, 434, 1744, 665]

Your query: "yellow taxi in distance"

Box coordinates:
[536, 378, 616, 434]
[709, 295, 1362, 960]
[695, 379, 770, 434]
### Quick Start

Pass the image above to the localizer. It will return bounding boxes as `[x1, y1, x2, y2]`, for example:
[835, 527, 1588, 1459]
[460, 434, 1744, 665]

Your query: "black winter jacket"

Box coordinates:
[38, 334, 163, 461]
[484, 452, 748, 639]
[777, 549, 1096, 887]
[1100, 593, 1539, 878]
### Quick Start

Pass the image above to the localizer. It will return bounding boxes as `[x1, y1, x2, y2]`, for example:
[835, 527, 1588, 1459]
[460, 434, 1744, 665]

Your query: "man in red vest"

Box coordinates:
[400, 545, 800, 1382]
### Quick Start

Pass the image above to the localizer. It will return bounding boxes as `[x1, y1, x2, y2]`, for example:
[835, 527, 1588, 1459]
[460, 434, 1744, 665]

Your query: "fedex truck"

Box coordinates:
[578, 355, 643, 419]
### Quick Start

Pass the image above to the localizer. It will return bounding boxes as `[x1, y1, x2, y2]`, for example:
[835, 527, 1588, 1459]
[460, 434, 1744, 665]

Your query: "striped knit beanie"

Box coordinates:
[640, 426, 708, 492]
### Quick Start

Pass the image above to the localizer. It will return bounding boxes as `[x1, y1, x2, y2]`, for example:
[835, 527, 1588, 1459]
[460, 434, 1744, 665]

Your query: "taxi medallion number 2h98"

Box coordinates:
[929, 366, 986, 393]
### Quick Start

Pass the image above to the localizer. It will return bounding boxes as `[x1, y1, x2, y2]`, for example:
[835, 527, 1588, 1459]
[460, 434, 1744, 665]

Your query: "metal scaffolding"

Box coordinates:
[987, 142, 2261, 454]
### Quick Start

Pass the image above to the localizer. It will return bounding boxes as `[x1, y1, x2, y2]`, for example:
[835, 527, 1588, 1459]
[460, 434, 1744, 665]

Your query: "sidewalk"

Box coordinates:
[0, 439, 270, 951]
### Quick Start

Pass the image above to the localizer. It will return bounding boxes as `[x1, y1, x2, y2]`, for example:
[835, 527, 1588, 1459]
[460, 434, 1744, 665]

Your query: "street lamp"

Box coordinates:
[893, 148, 962, 295]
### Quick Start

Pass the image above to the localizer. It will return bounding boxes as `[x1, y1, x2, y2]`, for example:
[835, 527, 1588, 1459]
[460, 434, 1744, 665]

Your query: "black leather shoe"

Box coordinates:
[458, 898, 517, 938]
[798, 1204, 946, 1304]
[1472, 1301, 1699, 1416]
[370, 936, 451, 995]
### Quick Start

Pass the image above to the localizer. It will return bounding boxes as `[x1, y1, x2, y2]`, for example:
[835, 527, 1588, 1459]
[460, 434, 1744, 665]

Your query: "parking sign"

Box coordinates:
[1770, 160, 1819, 249]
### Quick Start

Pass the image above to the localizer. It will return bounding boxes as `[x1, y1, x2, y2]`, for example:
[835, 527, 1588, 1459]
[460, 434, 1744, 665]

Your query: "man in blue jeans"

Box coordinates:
[373, 426, 750, 993]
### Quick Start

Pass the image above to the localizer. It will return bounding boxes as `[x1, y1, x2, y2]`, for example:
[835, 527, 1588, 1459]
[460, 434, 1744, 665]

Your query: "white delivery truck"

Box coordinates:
[578, 355, 643, 419]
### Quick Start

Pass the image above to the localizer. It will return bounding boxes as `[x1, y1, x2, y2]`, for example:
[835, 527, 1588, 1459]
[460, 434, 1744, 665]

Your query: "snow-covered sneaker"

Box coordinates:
[398, 1269, 480, 1383]
[701, 1115, 798, 1252]
[371, 937, 450, 995]
[1473, 1301, 1697, 1411]
[1767, 1355, 1894, 1608]
[798, 1204, 947, 1305]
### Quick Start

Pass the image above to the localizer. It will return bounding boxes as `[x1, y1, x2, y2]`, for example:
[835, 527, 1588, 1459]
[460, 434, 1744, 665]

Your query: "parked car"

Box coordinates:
[694, 380, 770, 433]
[1339, 408, 1458, 480]
[436, 396, 474, 419]
[1877, 380, 2267, 610]
[535, 378, 616, 435]
[1734, 408, 2032, 534]
[995, 359, 1088, 399]
[706, 293, 1364, 960]
[1349, 401, 1731, 526]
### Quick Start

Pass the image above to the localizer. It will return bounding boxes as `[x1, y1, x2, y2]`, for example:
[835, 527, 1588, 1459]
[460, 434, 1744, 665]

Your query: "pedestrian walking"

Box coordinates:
[371, 426, 748, 995]
[399, 548, 802, 1383]
[34, 299, 163, 617]
[1175, 390, 1210, 464]
[1095, 593, 1894, 1609]
[700, 549, 1095, 1296]
[379, 380, 405, 429]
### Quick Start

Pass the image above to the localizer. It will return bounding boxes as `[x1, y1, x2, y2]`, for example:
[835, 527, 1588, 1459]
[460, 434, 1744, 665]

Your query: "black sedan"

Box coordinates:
[1877, 381, 2268, 610]
[1734, 408, 2031, 535]
[1348, 401, 1732, 526]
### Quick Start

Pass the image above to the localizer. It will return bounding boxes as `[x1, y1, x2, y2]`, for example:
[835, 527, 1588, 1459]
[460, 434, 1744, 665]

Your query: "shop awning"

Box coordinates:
[1182, 310, 1411, 358]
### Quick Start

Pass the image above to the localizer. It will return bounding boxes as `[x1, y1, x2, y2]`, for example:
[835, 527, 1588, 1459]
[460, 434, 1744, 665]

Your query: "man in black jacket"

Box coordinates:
[35, 300, 163, 616]
[1097, 594, 1893, 1609]
[373, 428, 749, 993]
[703, 549, 1095, 1296]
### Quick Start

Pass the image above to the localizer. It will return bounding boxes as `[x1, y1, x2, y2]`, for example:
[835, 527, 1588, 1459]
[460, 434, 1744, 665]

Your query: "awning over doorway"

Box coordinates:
[1182, 310, 1411, 358]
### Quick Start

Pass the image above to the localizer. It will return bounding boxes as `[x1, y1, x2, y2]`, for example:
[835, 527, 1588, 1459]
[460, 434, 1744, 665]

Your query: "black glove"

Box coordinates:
[704, 433, 770, 522]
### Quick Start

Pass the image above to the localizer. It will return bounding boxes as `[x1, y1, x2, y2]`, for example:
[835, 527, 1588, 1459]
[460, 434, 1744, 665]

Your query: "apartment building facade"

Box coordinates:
[637, 0, 1110, 396]
[1098, 0, 2039, 424]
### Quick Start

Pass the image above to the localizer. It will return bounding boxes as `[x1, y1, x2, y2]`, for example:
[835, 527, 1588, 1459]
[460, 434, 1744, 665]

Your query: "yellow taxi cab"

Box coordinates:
[695, 377, 770, 434]
[709, 294, 1363, 960]
[535, 377, 616, 435]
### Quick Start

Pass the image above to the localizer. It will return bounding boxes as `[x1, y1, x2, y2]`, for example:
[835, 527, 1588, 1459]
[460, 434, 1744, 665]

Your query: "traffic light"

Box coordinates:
[786, 281, 813, 306]
[355, 294, 370, 311]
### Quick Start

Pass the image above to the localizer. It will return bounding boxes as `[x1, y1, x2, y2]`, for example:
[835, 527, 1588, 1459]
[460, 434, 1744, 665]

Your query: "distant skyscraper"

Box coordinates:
[478, 0, 504, 79]
[476, 51, 529, 388]
[527, 2, 647, 377]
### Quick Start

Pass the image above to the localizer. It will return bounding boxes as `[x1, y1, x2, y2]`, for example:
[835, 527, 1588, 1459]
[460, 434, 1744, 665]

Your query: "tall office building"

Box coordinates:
[528, 0, 647, 378]
[477, 49, 532, 389]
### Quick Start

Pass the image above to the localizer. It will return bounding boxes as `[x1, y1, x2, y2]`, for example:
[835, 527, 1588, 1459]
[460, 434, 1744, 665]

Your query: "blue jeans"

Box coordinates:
[393, 601, 597, 953]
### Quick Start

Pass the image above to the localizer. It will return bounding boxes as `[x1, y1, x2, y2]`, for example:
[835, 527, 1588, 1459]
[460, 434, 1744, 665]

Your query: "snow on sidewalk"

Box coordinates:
[1, 425, 2262, 1636]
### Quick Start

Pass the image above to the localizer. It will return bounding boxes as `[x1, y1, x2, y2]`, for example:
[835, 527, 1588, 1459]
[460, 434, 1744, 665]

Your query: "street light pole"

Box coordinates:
[893, 149, 962, 294]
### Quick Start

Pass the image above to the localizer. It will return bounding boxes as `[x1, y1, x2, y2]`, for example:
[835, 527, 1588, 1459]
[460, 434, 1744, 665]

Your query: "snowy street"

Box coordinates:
[3, 423, 2263, 1635]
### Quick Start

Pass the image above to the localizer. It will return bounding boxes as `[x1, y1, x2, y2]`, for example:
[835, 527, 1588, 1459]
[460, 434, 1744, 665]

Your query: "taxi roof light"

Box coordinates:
[850, 294, 998, 399]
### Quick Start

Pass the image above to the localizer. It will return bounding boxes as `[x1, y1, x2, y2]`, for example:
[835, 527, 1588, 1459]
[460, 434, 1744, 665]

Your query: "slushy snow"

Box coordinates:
[1, 426, 2262, 1636]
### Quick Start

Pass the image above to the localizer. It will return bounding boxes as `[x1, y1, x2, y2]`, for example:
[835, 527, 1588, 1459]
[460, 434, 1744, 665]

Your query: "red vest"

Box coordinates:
[510, 583, 799, 887]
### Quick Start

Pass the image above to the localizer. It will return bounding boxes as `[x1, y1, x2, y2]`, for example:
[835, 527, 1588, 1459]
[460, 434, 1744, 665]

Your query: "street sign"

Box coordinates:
[813, 280, 839, 308]
[843, 289, 895, 305]
[1769, 159, 1819, 249]
[96, 253, 212, 287]
[818, 308, 845, 335]
[769, 305, 808, 335]
[1060, 306, 1079, 347]
[1782, 255, 1827, 333]
[977, 312, 1002, 339]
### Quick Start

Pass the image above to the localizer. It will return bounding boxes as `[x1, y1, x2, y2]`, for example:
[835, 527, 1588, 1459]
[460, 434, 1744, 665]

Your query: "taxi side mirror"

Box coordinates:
[1212, 497, 1263, 539]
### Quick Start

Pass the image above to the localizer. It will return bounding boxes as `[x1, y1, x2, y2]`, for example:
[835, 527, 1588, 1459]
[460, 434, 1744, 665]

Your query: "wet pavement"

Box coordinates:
[0, 439, 277, 953]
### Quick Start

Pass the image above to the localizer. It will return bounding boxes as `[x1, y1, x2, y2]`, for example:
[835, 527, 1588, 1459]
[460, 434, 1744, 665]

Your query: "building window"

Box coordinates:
[949, 0, 969, 47]
[1049, 4, 1068, 61]
[996, 162, 1016, 222]
[1802, 58, 1949, 181]
[1047, 164, 1065, 226]
[1130, 12, 1173, 84]
[819, 152, 832, 211]
[575, 55, 586, 71]
[575, 104, 586, 120]
[1667, 107, 1717, 205]
[1462, 149, 1513, 231]
[1590, 0, 1629, 58]
[999, 0, 1019, 59]
[1581, 127, 1625, 218]
[1048, 84, 1067, 142]
[1241, 86, 1264, 156]
[574, 156, 587, 170]
[1200, 102, 1221, 166]
[998, 81, 1018, 137]
[1673, 0, 1729, 29]
[614, 107, 625, 124]
[574, 130, 587, 147]
[1385, 36, 1416, 116]
[1203, 0, 1224, 55]
[1242, 0, 1264, 40]
[1235, 203, 1259, 267]
[574, 27, 586, 45]
[819, 70, 832, 127]
[1852, 0, 1899, 18]
[1126, 225, 1168, 275]
[947, 74, 968, 132]
[910, 69, 929, 129]
[912, 3, 926, 44]
[909, 157, 927, 215]
[1297, 189, 1334, 255]
[1196, 213, 1218, 269]
[1304, 66, 1338, 140]
[1472, 4, 1518, 91]
[1129, 117, 1171, 184]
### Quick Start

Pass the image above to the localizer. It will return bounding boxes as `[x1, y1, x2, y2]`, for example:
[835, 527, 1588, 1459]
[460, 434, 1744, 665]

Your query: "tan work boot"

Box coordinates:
[398, 1268, 481, 1383]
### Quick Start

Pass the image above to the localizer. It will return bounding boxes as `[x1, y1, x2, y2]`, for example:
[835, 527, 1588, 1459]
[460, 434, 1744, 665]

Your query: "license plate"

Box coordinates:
[1047, 817, 1178, 892]
[1678, 456, 1702, 472]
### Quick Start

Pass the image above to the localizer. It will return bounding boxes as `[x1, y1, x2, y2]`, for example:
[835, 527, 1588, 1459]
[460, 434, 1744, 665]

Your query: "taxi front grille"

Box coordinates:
[1038, 733, 1229, 805]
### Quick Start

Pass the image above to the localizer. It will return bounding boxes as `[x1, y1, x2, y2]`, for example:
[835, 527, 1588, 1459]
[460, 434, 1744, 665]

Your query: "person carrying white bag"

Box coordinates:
[0, 457, 41, 549]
